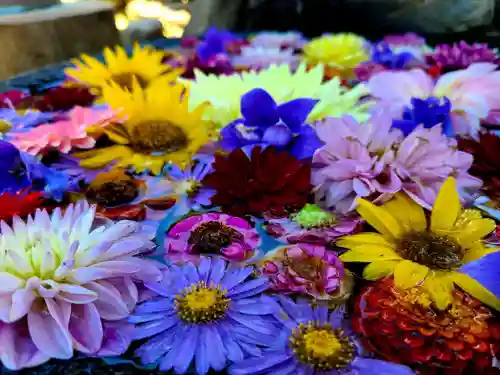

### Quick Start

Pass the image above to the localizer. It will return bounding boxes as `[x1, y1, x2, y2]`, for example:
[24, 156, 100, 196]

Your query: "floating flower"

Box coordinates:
[189, 63, 372, 129]
[382, 33, 432, 60]
[130, 258, 276, 375]
[11, 106, 117, 155]
[260, 243, 353, 301]
[368, 63, 500, 136]
[195, 27, 236, 62]
[426, 41, 500, 72]
[203, 146, 312, 218]
[391, 97, 453, 136]
[229, 296, 415, 375]
[0, 109, 59, 140]
[264, 204, 361, 246]
[338, 178, 500, 311]
[164, 212, 261, 262]
[30, 86, 96, 112]
[354, 277, 500, 374]
[75, 77, 210, 175]
[48, 153, 109, 186]
[231, 46, 299, 70]
[165, 52, 234, 79]
[303, 33, 370, 79]
[65, 44, 181, 91]
[0, 189, 44, 223]
[250, 31, 306, 50]
[0, 140, 31, 192]
[220, 88, 322, 159]
[0, 201, 162, 370]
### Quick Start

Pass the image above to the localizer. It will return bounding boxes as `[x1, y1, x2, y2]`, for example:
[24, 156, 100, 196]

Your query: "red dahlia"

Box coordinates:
[0, 189, 45, 222]
[458, 133, 500, 202]
[353, 278, 500, 375]
[202, 146, 312, 217]
[30, 86, 96, 112]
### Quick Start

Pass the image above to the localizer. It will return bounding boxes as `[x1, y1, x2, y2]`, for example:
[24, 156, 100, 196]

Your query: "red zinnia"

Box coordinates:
[203, 146, 312, 218]
[353, 277, 500, 375]
[458, 133, 500, 202]
[0, 189, 45, 222]
[30, 86, 96, 112]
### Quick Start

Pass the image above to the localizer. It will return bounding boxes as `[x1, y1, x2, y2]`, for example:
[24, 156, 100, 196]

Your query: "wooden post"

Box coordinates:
[0, 1, 120, 80]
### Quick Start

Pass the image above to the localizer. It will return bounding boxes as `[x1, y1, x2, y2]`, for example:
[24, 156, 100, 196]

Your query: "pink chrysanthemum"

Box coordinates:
[0, 201, 162, 370]
[11, 106, 118, 155]
[312, 113, 481, 213]
[368, 63, 500, 136]
[260, 243, 350, 300]
[427, 41, 500, 71]
[164, 212, 261, 263]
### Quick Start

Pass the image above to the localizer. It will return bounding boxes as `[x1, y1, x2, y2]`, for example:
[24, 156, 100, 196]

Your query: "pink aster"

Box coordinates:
[0, 201, 162, 370]
[368, 63, 500, 136]
[312, 112, 403, 213]
[164, 212, 261, 263]
[11, 106, 118, 155]
[260, 243, 348, 300]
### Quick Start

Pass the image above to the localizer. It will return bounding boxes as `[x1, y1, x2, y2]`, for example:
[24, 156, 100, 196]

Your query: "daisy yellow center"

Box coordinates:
[174, 179, 200, 197]
[131, 121, 189, 154]
[397, 231, 465, 270]
[188, 221, 243, 255]
[0, 120, 12, 133]
[109, 73, 148, 91]
[87, 178, 139, 207]
[175, 281, 230, 323]
[290, 323, 355, 371]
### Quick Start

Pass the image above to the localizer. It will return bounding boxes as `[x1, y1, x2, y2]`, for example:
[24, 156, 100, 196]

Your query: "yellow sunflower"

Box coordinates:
[65, 44, 182, 91]
[75, 76, 210, 175]
[338, 177, 500, 311]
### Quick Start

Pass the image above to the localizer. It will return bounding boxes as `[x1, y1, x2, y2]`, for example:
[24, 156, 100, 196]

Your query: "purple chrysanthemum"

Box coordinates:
[130, 258, 278, 375]
[229, 296, 415, 375]
[427, 41, 500, 71]
[165, 212, 261, 262]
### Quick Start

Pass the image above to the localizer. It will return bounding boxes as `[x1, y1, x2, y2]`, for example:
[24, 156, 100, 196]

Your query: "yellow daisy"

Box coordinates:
[187, 63, 372, 129]
[65, 44, 181, 91]
[74, 76, 210, 175]
[338, 177, 500, 311]
[303, 33, 370, 79]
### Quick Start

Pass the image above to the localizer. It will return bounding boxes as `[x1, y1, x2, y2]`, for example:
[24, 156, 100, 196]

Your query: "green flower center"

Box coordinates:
[291, 204, 337, 229]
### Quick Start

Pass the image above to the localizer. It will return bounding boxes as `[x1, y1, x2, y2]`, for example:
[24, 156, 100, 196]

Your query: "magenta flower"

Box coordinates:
[368, 63, 500, 136]
[164, 212, 261, 263]
[427, 41, 500, 71]
[260, 243, 348, 300]
[312, 112, 403, 213]
[0, 201, 162, 370]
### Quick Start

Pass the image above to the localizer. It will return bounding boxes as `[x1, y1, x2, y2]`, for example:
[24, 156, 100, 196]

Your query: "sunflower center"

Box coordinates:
[291, 203, 337, 229]
[87, 178, 139, 207]
[175, 281, 230, 323]
[131, 121, 189, 154]
[290, 323, 355, 371]
[188, 221, 244, 254]
[397, 231, 465, 270]
[110, 73, 148, 91]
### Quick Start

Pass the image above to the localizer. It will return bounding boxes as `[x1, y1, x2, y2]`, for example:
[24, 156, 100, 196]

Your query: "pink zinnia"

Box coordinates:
[164, 212, 261, 263]
[368, 63, 500, 136]
[261, 243, 347, 300]
[11, 106, 118, 155]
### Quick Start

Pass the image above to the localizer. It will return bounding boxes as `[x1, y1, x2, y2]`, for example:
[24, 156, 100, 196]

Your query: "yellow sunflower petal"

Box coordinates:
[423, 271, 454, 310]
[383, 193, 427, 232]
[355, 198, 403, 238]
[462, 243, 498, 264]
[454, 218, 496, 248]
[363, 260, 400, 281]
[340, 245, 402, 263]
[430, 177, 461, 232]
[76, 145, 133, 169]
[453, 272, 500, 311]
[337, 233, 396, 250]
[394, 260, 429, 289]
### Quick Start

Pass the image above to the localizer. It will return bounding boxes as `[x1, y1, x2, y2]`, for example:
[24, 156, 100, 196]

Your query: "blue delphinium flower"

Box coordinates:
[220, 88, 323, 159]
[0, 140, 31, 192]
[371, 42, 417, 70]
[229, 296, 416, 375]
[129, 258, 279, 375]
[196, 27, 236, 63]
[392, 96, 453, 136]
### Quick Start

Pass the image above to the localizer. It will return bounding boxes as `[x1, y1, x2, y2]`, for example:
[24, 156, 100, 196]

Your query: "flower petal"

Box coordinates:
[382, 193, 427, 232]
[423, 271, 454, 310]
[363, 260, 400, 281]
[394, 260, 429, 289]
[340, 245, 402, 263]
[355, 198, 403, 238]
[277, 98, 319, 132]
[241, 88, 279, 128]
[453, 271, 500, 311]
[262, 124, 292, 147]
[430, 177, 461, 232]
[351, 357, 415, 375]
[69, 303, 103, 354]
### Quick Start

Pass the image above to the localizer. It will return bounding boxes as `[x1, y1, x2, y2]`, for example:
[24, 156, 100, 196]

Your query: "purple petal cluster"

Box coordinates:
[427, 41, 500, 71]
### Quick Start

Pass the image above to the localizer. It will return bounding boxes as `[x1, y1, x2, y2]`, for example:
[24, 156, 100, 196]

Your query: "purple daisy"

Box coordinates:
[229, 296, 415, 375]
[129, 258, 278, 375]
[165, 212, 261, 263]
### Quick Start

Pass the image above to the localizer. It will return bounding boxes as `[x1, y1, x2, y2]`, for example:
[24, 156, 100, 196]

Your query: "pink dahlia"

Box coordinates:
[0, 201, 162, 370]
[164, 212, 261, 263]
[427, 41, 500, 72]
[260, 243, 351, 300]
[11, 106, 118, 155]
[264, 203, 361, 247]
[368, 63, 500, 136]
[312, 112, 403, 213]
